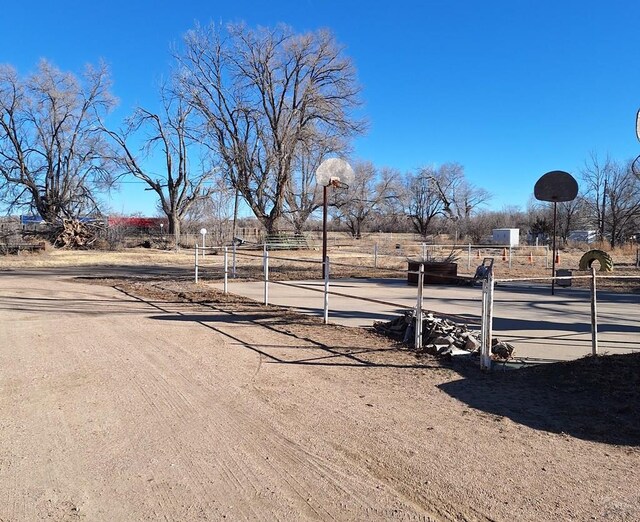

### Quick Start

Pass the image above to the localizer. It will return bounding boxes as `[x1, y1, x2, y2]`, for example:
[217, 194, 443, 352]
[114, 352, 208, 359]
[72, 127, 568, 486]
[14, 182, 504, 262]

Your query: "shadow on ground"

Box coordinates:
[440, 353, 640, 446]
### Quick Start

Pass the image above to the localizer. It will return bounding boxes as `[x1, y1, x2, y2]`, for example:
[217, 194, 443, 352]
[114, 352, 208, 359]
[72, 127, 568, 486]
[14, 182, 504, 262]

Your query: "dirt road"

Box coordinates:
[1, 269, 639, 521]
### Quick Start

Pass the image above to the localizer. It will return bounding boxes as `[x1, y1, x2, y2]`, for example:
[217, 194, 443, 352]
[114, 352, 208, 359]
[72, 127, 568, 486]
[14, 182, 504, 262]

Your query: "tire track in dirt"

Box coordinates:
[111, 286, 456, 520]
[108, 298, 371, 519]
[103, 295, 332, 519]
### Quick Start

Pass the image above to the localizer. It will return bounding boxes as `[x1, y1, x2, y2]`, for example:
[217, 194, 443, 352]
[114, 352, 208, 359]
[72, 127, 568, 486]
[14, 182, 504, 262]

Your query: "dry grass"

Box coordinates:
[2, 238, 639, 292]
[0, 247, 195, 269]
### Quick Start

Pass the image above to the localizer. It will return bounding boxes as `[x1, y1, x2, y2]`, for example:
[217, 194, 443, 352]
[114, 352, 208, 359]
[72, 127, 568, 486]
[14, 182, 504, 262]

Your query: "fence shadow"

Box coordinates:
[439, 354, 640, 446]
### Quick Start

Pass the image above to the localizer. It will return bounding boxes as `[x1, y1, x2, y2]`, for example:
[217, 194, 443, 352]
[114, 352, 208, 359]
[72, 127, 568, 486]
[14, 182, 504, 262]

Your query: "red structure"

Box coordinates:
[107, 217, 168, 230]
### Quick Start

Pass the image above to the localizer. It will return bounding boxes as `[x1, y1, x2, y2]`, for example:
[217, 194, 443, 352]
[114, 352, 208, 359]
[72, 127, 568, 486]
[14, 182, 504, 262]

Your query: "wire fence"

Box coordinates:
[192, 243, 640, 371]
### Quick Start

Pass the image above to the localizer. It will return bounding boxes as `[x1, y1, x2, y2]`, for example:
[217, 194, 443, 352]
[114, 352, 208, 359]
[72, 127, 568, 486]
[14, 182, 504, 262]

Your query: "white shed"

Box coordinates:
[492, 228, 520, 247]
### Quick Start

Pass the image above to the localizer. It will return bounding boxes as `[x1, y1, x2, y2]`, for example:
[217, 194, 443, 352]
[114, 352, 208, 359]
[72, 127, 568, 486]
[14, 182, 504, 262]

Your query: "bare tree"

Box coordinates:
[284, 132, 345, 234]
[603, 161, 640, 247]
[105, 86, 219, 244]
[403, 163, 490, 239]
[581, 153, 612, 242]
[0, 60, 116, 222]
[174, 23, 363, 235]
[466, 211, 497, 244]
[581, 154, 640, 247]
[183, 171, 234, 245]
[557, 196, 587, 245]
[402, 166, 447, 237]
[331, 162, 399, 238]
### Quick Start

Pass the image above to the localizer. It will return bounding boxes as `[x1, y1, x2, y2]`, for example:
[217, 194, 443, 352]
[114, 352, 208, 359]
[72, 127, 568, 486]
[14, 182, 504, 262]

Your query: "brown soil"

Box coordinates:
[104, 277, 640, 446]
[1, 251, 640, 520]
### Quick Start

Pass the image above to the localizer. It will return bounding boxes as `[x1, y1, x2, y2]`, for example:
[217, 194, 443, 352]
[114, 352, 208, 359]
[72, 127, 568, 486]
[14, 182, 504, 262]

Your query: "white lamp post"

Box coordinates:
[200, 228, 207, 257]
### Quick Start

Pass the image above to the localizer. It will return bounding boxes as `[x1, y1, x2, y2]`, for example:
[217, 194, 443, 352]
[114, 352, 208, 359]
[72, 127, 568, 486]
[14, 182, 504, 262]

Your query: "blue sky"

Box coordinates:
[2, 0, 640, 216]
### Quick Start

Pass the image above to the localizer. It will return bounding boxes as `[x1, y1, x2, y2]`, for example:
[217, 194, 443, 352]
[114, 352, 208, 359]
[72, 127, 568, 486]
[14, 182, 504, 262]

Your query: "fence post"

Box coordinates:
[232, 242, 237, 278]
[374, 243, 378, 268]
[414, 264, 424, 350]
[223, 247, 228, 295]
[590, 266, 599, 356]
[468, 243, 471, 270]
[263, 250, 269, 305]
[480, 269, 494, 370]
[508, 246, 512, 269]
[194, 244, 199, 283]
[545, 246, 549, 269]
[323, 256, 330, 324]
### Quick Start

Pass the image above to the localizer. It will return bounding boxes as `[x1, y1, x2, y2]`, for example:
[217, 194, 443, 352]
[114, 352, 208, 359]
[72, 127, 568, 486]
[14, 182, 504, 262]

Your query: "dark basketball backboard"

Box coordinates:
[534, 170, 578, 202]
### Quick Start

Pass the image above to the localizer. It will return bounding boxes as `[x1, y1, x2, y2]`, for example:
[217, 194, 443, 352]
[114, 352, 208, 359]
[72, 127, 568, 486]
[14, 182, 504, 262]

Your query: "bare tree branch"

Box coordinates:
[174, 23, 364, 234]
[0, 60, 117, 222]
[104, 84, 219, 244]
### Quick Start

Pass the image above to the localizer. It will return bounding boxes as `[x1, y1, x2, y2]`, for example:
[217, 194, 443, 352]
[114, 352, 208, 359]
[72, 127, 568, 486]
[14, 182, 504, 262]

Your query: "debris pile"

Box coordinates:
[53, 219, 102, 248]
[373, 310, 514, 360]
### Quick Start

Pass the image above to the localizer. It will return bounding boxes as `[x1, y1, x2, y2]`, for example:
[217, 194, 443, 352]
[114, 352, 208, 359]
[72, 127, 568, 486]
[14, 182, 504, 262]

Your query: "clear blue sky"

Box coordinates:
[2, 0, 639, 216]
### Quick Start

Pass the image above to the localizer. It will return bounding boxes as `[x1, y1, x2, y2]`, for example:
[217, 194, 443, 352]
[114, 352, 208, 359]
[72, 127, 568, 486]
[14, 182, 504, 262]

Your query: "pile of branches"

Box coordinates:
[374, 310, 515, 360]
[51, 219, 104, 248]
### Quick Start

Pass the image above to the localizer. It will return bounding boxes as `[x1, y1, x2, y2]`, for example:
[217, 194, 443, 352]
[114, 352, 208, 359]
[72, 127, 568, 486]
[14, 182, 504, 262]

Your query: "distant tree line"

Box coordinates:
[1, 23, 639, 248]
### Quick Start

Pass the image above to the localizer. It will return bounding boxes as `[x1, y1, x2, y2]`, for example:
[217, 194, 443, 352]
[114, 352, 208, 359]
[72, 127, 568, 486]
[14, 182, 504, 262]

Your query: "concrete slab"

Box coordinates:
[210, 278, 640, 362]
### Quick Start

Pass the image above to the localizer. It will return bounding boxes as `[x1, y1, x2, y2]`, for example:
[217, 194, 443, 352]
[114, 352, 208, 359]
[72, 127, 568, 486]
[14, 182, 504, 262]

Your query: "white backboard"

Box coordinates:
[316, 158, 354, 187]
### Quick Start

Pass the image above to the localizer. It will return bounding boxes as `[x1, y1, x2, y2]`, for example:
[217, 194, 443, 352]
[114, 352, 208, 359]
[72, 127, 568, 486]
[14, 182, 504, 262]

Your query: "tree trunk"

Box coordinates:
[262, 216, 278, 236]
[168, 213, 181, 246]
[293, 221, 304, 236]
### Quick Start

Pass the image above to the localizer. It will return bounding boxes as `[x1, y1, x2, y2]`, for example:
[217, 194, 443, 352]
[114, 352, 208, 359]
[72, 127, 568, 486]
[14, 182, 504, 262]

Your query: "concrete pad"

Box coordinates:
[211, 278, 640, 362]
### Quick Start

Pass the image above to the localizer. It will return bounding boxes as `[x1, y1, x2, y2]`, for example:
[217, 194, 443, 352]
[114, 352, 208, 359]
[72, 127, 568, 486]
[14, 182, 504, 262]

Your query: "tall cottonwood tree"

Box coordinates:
[175, 23, 363, 234]
[105, 87, 219, 244]
[0, 60, 116, 222]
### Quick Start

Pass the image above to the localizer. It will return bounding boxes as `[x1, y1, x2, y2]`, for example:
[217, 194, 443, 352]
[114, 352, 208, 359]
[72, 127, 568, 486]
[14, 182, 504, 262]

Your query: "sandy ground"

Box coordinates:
[1, 265, 640, 521]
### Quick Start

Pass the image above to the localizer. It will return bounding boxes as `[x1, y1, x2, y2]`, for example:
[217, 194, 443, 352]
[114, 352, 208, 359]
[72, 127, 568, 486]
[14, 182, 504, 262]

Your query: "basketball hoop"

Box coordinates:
[534, 170, 578, 296]
[316, 158, 355, 280]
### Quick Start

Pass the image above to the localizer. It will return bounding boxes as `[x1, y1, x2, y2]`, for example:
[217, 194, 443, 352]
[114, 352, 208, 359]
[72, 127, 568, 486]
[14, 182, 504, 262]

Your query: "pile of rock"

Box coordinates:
[373, 310, 515, 360]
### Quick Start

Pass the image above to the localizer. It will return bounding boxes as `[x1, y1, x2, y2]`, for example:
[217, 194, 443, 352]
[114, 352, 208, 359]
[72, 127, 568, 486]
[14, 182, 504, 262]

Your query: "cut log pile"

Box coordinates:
[373, 310, 515, 360]
[53, 219, 102, 248]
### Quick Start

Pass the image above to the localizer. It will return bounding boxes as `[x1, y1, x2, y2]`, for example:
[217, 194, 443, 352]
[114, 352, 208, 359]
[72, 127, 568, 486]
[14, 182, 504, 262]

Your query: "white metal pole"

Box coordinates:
[468, 243, 471, 270]
[508, 246, 512, 269]
[263, 250, 269, 305]
[223, 247, 228, 295]
[194, 244, 199, 283]
[323, 256, 330, 324]
[480, 270, 494, 370]
[590, 266, 599, 356]
[414, 264, 424, 350]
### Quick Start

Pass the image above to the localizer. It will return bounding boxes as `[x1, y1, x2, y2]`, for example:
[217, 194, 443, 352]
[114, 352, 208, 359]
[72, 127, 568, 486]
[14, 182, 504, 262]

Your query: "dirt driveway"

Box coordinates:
[1, 268, 639, 521]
